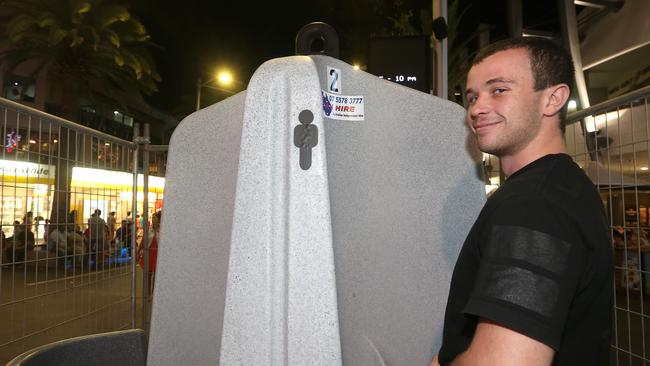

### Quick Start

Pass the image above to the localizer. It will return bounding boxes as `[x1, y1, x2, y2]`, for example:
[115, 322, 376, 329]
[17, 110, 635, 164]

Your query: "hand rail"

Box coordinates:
[567, 85, 650, 125]
[0, 97, 136, 148]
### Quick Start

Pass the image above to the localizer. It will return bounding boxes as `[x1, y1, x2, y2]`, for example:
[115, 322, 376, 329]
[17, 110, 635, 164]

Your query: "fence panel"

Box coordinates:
[9, 85, 648, 364]
[136, 141, 168, 334]
[566, 86, 650, 366]
[0, 97, 142, 363]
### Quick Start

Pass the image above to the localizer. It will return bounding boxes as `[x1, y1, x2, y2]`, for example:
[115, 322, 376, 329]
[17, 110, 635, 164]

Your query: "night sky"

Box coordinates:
[130, 0, 560, 118]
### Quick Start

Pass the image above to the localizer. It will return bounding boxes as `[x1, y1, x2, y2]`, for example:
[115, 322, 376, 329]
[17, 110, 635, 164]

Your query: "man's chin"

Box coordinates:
[478, 144, 505, 157]
[477, 140, 497, 155]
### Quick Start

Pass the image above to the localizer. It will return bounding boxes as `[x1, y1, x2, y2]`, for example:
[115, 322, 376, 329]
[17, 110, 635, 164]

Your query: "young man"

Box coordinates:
[432, 38, 612, 365]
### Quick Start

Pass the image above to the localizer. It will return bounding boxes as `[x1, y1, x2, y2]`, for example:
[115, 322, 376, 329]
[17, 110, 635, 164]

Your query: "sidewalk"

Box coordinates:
[0, 261, 146, 364]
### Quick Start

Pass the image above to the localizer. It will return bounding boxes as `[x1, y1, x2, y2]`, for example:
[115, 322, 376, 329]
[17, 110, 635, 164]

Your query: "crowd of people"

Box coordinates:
[1, 209, 161, 272]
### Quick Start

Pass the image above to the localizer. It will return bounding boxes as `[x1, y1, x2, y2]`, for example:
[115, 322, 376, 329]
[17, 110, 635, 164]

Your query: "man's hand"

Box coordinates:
[450, 319, 554, 366]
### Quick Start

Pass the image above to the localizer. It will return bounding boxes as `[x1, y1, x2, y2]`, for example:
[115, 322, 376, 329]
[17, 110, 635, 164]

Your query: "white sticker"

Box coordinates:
[327, 66, 341, 94]
[321, 90, 364, 121]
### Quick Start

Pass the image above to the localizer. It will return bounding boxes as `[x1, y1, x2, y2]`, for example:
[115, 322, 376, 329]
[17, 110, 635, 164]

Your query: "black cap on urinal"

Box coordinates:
[295, 22, 339, 58]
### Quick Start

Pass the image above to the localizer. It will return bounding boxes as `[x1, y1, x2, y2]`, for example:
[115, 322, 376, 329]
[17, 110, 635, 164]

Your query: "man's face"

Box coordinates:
[465, 48, 544, 157]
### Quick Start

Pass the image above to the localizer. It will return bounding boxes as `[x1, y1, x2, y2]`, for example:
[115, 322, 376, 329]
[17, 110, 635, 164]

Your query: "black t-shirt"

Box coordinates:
[438, 154, 612, 365]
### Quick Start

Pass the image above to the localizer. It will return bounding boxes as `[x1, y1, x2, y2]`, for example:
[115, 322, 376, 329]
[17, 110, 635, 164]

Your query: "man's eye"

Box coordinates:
[494, 88, 507, 94]
[467, 95, 478, 104]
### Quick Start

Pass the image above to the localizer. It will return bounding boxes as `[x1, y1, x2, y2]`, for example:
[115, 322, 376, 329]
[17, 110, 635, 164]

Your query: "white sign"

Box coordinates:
[327, 66, 341, 94]
[321, 90, 365, 121]
[0, 160, 55, 179]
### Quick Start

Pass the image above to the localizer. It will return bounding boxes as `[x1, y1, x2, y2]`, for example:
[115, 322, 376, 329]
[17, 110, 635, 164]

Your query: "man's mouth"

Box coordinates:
[473, 120, 501, 133]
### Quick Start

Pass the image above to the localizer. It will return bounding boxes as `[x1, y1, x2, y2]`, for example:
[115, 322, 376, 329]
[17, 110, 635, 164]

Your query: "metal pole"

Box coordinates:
[559, 0, 591, 110]
[507, 0, 523, 37]
[130, 123, 140, 329]
[142, 123, 151, 332]
[432, 0, 448, 100]
[441, 0, 447, 100]
[196, 77, 202, 111]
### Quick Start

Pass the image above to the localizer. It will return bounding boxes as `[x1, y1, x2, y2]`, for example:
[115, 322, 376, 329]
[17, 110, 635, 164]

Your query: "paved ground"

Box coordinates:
[611, 287, 650, 366]
[1, 258, 649, 365]
[0, 258, 149, 364]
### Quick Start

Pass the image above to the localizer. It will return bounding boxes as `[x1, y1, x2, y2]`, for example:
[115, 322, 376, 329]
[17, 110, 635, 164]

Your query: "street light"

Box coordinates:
[196, 69, 242, 111]
[217, 71, 233, 85]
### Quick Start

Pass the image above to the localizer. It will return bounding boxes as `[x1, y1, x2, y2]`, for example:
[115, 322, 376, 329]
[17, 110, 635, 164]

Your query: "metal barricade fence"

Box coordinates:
[566, 85, 650, 366]
[0, 97, 167, 364]
[6, 85, 648, 364]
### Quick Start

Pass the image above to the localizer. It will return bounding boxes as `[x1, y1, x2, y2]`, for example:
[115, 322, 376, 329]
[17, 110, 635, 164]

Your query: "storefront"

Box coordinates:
[0, 159, 165, 242]
[0, 159, 54, 241]
[69, 166, 165, 226]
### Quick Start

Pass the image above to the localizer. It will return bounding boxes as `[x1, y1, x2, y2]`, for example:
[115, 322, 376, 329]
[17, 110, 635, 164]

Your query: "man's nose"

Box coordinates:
[468, 95, 490, 119]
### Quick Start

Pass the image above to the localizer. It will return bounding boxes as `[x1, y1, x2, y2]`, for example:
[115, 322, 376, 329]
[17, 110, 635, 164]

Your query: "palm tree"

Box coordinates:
[0, 0, 160, 116]
[0, 0, 160, 226]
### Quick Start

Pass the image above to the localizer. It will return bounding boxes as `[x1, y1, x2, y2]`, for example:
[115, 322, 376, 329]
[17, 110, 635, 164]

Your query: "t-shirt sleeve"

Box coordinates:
[463, 197, 586, 350]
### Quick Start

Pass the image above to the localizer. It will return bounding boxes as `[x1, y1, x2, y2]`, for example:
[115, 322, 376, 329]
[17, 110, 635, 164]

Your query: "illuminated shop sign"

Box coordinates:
[0, 160, 164, 192]
[71, 167, 165, 192]
[0, 159, 55, 179]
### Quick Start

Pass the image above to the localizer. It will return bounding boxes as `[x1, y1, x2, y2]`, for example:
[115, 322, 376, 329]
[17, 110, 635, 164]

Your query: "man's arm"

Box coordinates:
[450, 319, 554, 366]
[430, 319, 553, 366]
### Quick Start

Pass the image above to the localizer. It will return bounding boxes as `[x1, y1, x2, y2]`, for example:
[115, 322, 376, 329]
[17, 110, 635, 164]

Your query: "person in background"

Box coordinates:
[46, 225, 67, 255]
[612, 229, 625, 248]
[116, 219, 133, 255]
[140, 213, 147, 231]
[135, 214, 141, 239]
[5, 217, 35, 264]
[0, 229, 5, 261]
[34, 215, 45, 244]
[2, 221, 20, 263]
[87, 209, 107, 267]
[24, 211, 34, 226]
[137, 210, 161, 297]
[432, 37, 612, 366]
[66, 223, 85, 265]
[107, 211, 117, 244]
[68, 210, 82, 234]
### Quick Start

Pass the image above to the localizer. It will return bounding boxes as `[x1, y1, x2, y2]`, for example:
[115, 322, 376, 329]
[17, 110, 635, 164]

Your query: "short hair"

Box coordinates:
[471, 37, 575, 132]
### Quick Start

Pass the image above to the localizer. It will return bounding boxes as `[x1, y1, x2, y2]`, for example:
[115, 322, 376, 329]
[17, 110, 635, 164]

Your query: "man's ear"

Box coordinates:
[543, 84, 570, 117]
